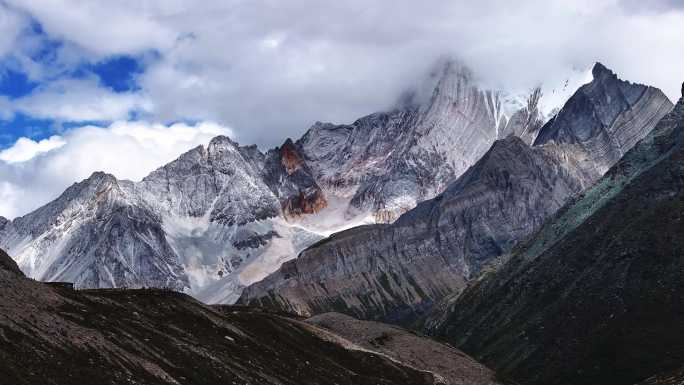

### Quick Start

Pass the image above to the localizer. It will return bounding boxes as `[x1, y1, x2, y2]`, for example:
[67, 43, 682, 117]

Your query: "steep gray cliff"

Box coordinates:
[535, 62, 672, 181]
[0, 172, 187, 290]
[137, 135, 280, 224]
[298, 61, 547, 222]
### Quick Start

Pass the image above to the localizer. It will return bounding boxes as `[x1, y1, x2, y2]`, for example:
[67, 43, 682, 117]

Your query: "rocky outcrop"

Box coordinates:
[238, 64, 673, 323]
[425, 88, 684, 385]
[231, 230, 280, 250]
[263, 138, 327, 218]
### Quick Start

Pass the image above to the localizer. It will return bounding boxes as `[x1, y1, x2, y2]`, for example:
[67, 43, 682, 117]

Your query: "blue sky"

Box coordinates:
[0, 20, 147, 147]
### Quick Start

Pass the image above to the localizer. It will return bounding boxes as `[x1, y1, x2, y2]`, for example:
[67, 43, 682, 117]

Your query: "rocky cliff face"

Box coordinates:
[0, 172, 187, 291]
[535, 62, 672, 182]
[424, 88, 684, 385]
[137, 136, 280, 224]
[238, 64, 673, 323]
[0, 60, 556, 302]
[262, 139, 327, 218]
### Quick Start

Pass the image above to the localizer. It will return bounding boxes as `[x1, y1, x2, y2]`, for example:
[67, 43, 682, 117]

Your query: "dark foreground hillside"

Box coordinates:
[307, 312, 500, 385]
[0, 248, 440, 385]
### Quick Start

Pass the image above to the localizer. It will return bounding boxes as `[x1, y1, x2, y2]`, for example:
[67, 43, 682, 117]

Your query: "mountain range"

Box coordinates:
[0, 60, 581, 303]
[1, 56, 683, 385]
[238, 63, 672, 323]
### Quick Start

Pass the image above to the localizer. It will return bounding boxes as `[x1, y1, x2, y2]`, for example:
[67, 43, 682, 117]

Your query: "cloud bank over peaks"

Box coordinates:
[2, 0, 683, 148]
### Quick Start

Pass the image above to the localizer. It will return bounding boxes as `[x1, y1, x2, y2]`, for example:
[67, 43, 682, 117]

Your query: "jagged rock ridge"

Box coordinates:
[0, 137, 324, 303]
[535, 62, 673, 180]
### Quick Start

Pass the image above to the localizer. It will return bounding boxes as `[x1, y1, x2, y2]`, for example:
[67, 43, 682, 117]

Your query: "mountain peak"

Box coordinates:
[208, 135, 239, 150]
[86, 171, 118, 184]
[534, 62, 672, 152]
[591, 62, 616, 80]
[395, 58, 474, 109]
[282, 138, 296, 148]
[430, 59, 474, 96]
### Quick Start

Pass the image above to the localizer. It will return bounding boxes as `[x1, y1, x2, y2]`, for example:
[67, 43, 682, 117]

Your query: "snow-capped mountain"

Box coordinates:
[238, 63, 673, 321]
[0, 60, 588, 302]
[296, 61, 548, 223]
[0, 137, 325, 304]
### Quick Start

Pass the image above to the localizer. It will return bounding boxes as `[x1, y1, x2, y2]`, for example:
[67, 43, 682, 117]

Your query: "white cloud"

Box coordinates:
[0, 3, 27, 57]
[0, 120, 232, 218]
[0, 135, 66, 163]
[5, 0, 176, 56]
[1, 1, 683, 148]
[12, 77, 153, 122]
